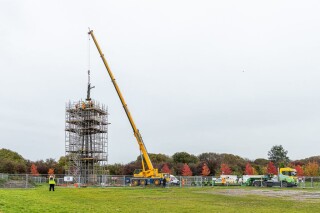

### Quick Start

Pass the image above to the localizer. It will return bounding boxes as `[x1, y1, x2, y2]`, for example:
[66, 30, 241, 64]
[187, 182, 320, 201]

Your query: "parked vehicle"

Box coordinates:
[245, 167, 297, 187]
[213, 175, 239, 186]
[169, 175, 180, 185]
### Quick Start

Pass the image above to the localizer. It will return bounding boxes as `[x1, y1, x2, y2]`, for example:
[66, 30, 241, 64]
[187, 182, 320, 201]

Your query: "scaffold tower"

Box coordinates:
[65, 71, 108, 184]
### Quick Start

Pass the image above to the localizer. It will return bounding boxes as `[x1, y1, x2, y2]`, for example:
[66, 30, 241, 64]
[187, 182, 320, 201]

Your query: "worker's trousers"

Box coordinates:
[49, 184, 55, 191]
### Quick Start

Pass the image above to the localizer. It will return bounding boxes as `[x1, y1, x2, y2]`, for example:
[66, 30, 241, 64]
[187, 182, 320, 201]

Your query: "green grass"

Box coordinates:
[0, 185, 319, 212]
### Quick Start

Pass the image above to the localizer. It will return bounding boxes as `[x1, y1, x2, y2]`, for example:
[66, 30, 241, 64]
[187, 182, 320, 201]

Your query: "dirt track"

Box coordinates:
[201, 189, 320, 201]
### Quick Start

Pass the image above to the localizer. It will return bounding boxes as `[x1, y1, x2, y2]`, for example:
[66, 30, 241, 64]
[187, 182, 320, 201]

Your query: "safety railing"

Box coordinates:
[1, 174, 319, 189]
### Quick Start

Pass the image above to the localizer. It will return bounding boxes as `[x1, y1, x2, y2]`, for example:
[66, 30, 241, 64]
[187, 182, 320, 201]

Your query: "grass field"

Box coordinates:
[0, 185, 319, 212]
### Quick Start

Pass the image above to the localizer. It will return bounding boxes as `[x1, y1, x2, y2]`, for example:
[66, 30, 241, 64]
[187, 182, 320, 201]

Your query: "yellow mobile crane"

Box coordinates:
[89, 30, 167, 186]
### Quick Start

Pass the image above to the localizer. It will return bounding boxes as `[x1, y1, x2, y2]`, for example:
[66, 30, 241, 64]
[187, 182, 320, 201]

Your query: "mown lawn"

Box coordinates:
[0, 186, 319, 212]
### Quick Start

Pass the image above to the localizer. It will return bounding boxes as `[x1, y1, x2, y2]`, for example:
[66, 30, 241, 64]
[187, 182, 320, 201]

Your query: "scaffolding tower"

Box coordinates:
[65, 99, 108, 184]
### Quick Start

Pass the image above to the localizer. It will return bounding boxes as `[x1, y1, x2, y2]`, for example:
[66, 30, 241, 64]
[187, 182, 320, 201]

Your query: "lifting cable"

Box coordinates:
[86, 27, 95, 101]
[87, 27, 91, 85]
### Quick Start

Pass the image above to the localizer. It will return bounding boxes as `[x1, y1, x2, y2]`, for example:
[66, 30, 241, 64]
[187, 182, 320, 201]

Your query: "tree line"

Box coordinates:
[0, 149, 66, 175]
[0, 145, 319, 176]
[108, 145, 320, 176]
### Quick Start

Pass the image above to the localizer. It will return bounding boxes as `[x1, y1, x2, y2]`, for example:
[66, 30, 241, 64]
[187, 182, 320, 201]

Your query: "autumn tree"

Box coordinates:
[245, 163, 254, 175]
[48, 168, 54, 175]
[220, 163, 232, 175]
[30, 164, 39, 176]
[254, 158, 269, 166]
[304, 161, 319, 176]
[0, 149, 27, 174]
[252, 167, 258, 175]
[122, 161, 141, 175]
[55, 156, 68, 174]
[267, 161, 278, 175]
[173, 152, 199, 164]
[295, 165, 304, 176]
[136, 153, 170, 164]
[301, 156, 320, 165]
[189, 163, 198, 176]
[221, 154, 246, 175]
[201, 163, 210, 176]
[198, 152, 223, 176]
[268, 145, 289, 167]
[252, 158, 268, 175]
[108, 163, 124, 175]
[33, 158, 58, 174]
[161, 163, 171, 173]
[181, 163, 193, 176]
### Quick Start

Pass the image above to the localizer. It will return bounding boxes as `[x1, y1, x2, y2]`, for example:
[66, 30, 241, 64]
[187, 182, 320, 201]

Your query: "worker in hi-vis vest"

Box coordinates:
[49, 175, 56, 191]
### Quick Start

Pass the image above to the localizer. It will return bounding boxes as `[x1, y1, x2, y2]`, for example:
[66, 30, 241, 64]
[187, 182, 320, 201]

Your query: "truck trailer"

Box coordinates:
[244, 167, 297, 187]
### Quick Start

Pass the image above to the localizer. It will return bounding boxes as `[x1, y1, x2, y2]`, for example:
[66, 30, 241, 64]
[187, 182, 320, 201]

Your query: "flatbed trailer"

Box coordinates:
[243, 168, 298, 187]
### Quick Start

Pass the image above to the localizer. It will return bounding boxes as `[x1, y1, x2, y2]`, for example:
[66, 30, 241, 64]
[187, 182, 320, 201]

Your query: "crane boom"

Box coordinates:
[88, 30, 158, 177]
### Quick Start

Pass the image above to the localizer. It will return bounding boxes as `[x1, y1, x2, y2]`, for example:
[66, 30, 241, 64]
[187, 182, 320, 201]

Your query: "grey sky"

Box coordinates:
[1, 0, 320, 164]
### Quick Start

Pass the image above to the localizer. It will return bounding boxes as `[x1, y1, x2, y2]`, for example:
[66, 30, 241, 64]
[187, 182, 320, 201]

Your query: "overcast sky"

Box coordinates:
[1, 0, 320, 164]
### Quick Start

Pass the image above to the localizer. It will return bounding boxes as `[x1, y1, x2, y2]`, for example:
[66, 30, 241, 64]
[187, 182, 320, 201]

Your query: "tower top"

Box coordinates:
[86, 70, 95, 101]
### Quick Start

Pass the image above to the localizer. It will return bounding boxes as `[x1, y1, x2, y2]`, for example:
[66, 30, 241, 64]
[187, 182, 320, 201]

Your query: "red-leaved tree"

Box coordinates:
[181, 163, 193, 176]
[245, 163, 254, 175]
[201, 163, 210, 176]
[295, 165, 304, 176]
[220, 163, 232, 175]
[267, 161, 278, 175]
[304, 161, 319, 176]
[161, 163, 171, 174]
[48, 168, 55, 175]
[30, 164, 39, 176]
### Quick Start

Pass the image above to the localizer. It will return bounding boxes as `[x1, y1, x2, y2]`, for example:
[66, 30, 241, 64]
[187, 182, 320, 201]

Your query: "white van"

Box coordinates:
[169, 175, 180, 185]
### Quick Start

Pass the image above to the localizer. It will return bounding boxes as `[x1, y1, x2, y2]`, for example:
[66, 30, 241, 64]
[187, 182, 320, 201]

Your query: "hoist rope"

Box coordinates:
[87, 27, 91, 85]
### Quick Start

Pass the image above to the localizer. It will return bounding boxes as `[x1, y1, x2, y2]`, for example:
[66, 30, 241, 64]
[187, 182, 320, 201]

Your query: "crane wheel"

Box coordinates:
[154, 179, 160, 185]
[140, 180, 146, 185]
[132, 180, 139, 186]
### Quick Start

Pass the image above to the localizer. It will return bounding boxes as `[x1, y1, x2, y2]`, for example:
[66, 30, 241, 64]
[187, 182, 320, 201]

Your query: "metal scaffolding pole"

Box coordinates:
[65, 99, 108, 184]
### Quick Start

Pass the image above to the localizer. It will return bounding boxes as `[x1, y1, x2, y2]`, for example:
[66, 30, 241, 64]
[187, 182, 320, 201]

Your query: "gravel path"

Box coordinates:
[202, 189, 320, 201]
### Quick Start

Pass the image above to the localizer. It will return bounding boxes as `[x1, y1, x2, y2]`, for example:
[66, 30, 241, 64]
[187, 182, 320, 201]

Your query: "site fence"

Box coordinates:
[297, 176, 320, 188]
[1, 174, 320, 189]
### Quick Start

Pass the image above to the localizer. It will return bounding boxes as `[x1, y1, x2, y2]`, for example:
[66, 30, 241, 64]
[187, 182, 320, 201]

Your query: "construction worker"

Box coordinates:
[162, 176, 167, 188]
[221, 177, 226, 186]
[49, 175, 56, 191]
